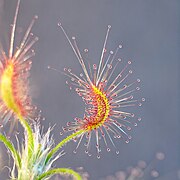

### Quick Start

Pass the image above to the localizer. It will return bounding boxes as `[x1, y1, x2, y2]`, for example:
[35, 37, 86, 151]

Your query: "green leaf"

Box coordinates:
[0, 133, 21, 168]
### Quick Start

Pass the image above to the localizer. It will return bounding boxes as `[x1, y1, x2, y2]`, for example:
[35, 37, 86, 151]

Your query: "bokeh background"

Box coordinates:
[0, 0, 179, 179]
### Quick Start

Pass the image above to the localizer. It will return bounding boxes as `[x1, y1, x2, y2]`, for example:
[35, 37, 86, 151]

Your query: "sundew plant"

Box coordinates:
[0, 0, 144, 180]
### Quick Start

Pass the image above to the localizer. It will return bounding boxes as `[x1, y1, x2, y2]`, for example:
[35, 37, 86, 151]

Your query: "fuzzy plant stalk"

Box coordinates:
[0, 123, 81, 180]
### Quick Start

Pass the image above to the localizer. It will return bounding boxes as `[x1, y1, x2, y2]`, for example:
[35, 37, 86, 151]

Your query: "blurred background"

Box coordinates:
[0, 0, 179, 179]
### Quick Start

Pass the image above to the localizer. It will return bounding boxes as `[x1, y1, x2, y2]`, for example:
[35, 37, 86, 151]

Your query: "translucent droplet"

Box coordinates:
[116, 151, 119, 155]
[107, 64, 112, 69]
[127, 126, 131, 131]
[93, 64, 97, 69]
[34, 15, 38, 20]
[119, 44, 123, 49]
[84, 49, 88, 53]
[136, 87, 140, 91]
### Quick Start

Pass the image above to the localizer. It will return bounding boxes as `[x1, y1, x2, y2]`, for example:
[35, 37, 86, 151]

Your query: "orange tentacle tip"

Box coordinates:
[58, 23, 145, 158]
[0, 0, 40, 133]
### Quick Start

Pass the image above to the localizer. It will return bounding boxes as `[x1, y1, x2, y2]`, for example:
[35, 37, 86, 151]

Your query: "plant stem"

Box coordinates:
[36, 168, 82, 180]
[18, 114, 34, 159]
[45, 130, 83, 164]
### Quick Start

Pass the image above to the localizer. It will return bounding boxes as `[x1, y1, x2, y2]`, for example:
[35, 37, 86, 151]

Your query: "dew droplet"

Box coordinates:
[127, 126, 131, 131]
[136, 87, 140, 91]
[34, 15, 38, 20]
[137, 79, 140, 82]
[119, 44, 123, 49]
[110, 51, 114, 54]
[107, 148, 111, 152]
[107, 64, 112, 69]
[59, 132, 63, 135]
[84, 48, 88, 53]
[93, 64, 97, 69]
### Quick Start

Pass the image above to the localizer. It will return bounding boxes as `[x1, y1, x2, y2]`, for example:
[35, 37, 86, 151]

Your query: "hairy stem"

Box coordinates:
[18, 114, 34, 159]
[45, 130, 83, 164]
[36, 168, 82, 180]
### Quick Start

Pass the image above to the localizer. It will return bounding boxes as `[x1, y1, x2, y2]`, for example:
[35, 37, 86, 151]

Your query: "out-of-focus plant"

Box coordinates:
[0, 0, 81, 179]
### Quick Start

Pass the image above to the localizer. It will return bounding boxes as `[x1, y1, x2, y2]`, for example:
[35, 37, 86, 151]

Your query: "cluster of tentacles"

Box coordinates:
[59, 24, 144, 156]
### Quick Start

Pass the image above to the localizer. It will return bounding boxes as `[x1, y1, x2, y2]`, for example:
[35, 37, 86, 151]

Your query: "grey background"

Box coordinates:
[0, 0, 179, 179]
